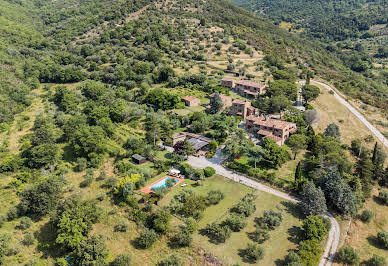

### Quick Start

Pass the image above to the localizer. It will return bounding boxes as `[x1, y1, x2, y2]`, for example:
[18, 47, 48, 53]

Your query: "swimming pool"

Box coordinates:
[150, 177, 179, 190]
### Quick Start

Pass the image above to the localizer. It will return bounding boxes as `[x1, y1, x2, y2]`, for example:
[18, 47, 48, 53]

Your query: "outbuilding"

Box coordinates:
[132, 154, 147, 164]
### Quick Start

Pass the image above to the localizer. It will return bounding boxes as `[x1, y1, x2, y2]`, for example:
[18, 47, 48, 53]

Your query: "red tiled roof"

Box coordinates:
[236, 80, 266, 89]
[232, 99, 250, 105]
[183, 96, 199, 101]
[246, 115, 296, 130]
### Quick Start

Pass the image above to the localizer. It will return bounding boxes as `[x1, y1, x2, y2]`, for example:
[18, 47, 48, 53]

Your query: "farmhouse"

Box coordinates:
[182, 96, 201, 107]
[230, 99, 257, 120]
[235, 80, 266, 98]
[245, 115, 297, 145]
[172, 132, 212, 156]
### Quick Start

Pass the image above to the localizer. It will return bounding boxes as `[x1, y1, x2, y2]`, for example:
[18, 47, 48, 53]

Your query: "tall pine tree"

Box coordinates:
[371, 142, 387, 181]
[355, 150, 374, 198]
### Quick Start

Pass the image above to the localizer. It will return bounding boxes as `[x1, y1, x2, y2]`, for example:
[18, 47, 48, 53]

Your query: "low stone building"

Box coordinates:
[220, 78, 235, 89]
[230, 99, 257, 120]
[245, 115, 297, 145]
[182, 96, 201, 107]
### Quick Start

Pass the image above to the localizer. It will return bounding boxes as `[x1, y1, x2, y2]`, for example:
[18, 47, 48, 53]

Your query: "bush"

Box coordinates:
[172, 230, 192, 247]
[203, 223, 231, 243]
[249, 227, 270, 243]
[377, 230, 388, 249]
[137, 228, 158, 249]
[158, 254, 182, 266]
[367, 254, 387, 266]
[231, 199, 256, 217]
[378, 191, 388, 205]
[17, 216, 32, 230]
[360, 210, 374, 223]
[185, 217, 198, 233]
[242, 242, 265, 262]
[7, 206, 19, 221]
[259, 210, 283, 230]
[204, 167, 216, 177]
[75, 158, 87, 172]
[110, 254, 131, 266]
[336, 246, 360, 265]
[302, 216, 328, 241]
[22, 233, 35, 246]
[223, 214, 247, 232]
[298, 239, 322, 266]
[284, 251, 301, 265]
[207, 190, 224, 205]
[114, 219, 129, 232]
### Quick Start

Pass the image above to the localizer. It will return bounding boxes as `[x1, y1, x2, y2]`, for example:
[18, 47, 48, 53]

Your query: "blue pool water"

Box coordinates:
[150, 177, 179, 190]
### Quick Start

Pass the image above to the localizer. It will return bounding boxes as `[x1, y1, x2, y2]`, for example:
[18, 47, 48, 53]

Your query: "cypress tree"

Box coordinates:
[355, 150, 374, 198]
[371, 142, 387, 181]
[295, 161, 302, 182]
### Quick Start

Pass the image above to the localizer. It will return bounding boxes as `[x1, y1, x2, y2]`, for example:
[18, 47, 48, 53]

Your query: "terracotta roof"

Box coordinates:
[246, 115, 296, 130]
[232, 99, 250, 105]
[236, 80, 266, 88]
[183, 96, 199, 101]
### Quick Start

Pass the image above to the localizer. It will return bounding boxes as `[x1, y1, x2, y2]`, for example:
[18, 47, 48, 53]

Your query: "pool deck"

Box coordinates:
[140, 175, 185, 194]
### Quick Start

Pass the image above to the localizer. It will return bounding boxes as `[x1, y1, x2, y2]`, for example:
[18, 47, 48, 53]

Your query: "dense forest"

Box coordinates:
[1, 0, 388, 265]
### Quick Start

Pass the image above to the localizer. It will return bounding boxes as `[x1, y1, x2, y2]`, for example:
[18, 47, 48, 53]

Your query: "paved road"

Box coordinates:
[311, 80, 388, 149]
[187, 154, 339, 266]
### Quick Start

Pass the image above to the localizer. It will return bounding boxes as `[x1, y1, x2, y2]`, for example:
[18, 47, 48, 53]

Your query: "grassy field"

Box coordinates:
[310, 81, 387, 152]
[342, 187, 388, 263]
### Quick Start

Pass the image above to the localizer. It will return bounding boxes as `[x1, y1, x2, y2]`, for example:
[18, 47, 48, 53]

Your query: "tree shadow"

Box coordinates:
[237, 248, 256, 264]
[366, 235, 382, 249]
[34, 221, 62, 259]
[280, 201, 304, 219]
[372, 195, 385, 206]
[287, 226, 304, 244]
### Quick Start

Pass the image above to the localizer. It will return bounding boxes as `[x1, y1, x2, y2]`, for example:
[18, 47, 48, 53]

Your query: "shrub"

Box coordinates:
[75, 158, 87, 172]
[336, 246, 360, 265]
[172, 230, 192, 247]
[231, 199, 256, 217]
[249, 227, 270, 243]
[377, 230, 388, 249]
[203, 223, 231, 243]
[302, 216, 328, 241]
[204, 167, 216, 177]
[17, 216, 32, 230]
[378, 191, 388, 205]
[7, 206, 19, 221]
[360, 210, 374, 223]
[298, 239, 322, 266]
[207, 190, 224, 205]
[158, 254, 182, 266]
[103, 177, 118, 189]
[114, 219, 129, 232]
[137, 228, 158, 249]
[185, 217, 198, 233]
[284, 251, 301, 265]
[259, 210, 283, 230]
[223, 214, 247, 232]
[242, 242, 265, 262]
[367, 254, 387, 266]
[110, 254, 131, 266]
[22, 233, 34, 246]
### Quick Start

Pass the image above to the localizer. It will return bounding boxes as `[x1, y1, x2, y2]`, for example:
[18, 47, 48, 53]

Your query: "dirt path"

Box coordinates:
[187, 153, 340, 266]
[7, 89, 44, 154]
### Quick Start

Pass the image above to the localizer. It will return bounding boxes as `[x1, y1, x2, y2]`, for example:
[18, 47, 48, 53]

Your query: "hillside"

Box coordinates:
[232, 0, 388, 112]
[1, 0, 388, 265]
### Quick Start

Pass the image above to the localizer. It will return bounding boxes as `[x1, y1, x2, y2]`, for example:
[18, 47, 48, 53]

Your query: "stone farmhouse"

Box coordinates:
[172, 132, 212, 157]
[245, 115, 297, 145]
[221, 78, 267, 98]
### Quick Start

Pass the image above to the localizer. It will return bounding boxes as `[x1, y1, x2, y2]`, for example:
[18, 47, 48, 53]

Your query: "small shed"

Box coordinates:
[132, 154, 146, 165]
